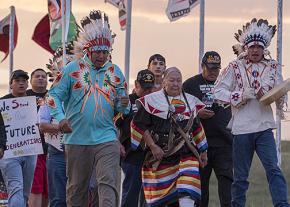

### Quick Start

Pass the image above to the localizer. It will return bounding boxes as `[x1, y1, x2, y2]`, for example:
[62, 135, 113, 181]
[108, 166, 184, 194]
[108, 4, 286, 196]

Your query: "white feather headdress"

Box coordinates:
[234, 18, 276, 49]
[46, 42, 75, 82]
[74, 10, 115, 57]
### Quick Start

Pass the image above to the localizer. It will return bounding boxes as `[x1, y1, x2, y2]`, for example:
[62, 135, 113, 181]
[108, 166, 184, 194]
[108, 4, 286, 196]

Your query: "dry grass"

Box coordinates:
[209, 141, 290, 207]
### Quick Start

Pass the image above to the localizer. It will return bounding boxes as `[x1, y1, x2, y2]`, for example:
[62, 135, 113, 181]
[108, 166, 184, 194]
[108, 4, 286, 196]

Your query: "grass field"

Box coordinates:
[208, 141, 290, 207]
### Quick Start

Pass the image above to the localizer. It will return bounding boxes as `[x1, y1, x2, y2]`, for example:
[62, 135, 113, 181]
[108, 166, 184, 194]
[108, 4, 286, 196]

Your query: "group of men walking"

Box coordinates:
[0, 9, 289, 207]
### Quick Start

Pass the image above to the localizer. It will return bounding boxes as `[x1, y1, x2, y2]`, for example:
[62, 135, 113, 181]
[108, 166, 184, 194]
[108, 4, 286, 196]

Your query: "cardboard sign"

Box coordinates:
[0, 96, 43, 159]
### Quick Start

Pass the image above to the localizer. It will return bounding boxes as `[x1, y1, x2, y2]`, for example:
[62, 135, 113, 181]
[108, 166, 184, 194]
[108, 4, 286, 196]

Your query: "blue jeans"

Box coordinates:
[47, 145, 67, 207]
[0, 155, 37, 207]
[121, 161, 144, 207]
[232, 129, 289, 207]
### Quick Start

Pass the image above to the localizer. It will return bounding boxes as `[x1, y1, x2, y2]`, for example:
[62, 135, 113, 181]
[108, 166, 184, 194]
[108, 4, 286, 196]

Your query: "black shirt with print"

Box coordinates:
[26, 89, 48, 153]
[183, 74, 233, 147]
[115, 93, 146, 165]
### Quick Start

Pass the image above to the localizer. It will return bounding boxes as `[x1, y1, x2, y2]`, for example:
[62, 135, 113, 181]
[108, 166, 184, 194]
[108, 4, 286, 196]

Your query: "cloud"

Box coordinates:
[2, 0, 290, 25]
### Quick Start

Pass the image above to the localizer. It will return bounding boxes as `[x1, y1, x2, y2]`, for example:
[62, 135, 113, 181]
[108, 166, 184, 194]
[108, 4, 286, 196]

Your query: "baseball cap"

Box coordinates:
[202, 51, 221, 69]
[136, 69, 155, 89]
[10, 69, 29, 84]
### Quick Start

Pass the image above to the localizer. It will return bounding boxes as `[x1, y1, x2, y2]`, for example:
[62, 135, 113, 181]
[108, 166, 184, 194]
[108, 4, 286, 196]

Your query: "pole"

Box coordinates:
[124, 0, 132, 84]
[276, 0, 283, 167]
[9, 6, 15, 92]
[61, 0, 67, 65]
[198, 0, 205, 73]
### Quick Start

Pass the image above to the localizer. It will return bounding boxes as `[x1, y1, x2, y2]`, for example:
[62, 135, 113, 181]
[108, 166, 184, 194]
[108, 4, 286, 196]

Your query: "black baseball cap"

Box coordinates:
[10, 69, 29, 84]
[136, 69, 155, 89]
[202, 51, 221, 69]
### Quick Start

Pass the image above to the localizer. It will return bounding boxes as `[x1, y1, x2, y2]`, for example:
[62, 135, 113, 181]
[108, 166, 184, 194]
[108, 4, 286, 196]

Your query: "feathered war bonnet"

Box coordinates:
[46, 41, 75, 82]
[232, 18, 276, 58]
[74, 10, 115, 58]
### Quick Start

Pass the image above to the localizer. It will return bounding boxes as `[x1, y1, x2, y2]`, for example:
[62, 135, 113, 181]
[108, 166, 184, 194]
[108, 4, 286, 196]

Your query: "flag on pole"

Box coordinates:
[32, 0, 77, 52]
[166, 0, 199, 22]
[48, 0, 77, 50]
[105, 0, 127, 30]
[0, 12, 18, 62]
[32, 14, 54, 54]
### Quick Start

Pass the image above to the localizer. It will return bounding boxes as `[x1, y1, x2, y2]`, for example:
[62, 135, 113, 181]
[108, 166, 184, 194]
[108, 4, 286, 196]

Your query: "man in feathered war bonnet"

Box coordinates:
[47, 10, 130, 207]
[214, 18, 290, 207]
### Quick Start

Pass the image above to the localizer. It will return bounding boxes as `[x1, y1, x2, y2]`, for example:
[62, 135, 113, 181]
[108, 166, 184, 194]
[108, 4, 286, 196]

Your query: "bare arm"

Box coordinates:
[39, 123, 60, 134]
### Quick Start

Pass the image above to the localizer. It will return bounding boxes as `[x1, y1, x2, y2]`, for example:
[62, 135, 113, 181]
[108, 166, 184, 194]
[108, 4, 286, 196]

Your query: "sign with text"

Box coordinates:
[44, 119, 64, 152]
[0, 96, 43, 159]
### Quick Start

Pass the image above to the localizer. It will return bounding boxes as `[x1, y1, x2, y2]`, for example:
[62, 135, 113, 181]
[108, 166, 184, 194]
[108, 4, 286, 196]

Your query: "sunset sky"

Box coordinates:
[1, 0, 290, 138]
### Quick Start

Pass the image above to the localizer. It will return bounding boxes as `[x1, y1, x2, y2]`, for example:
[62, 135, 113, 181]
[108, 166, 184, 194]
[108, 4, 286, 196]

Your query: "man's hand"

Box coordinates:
[149, 143, 164, 161]
[119, 96, 129, 107]
[119, 143, 126, 157]
[236, 88, 256, 108]
[199, 151, 208, 168]
[0, 148, 4, 159]
[198, 109, 215, 119]
[59, 119, 73, 134]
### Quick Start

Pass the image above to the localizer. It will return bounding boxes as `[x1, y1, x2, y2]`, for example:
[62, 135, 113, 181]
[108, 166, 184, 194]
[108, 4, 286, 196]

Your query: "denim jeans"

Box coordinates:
[47, 145, 67, 207]
[121, 161, 143, 207]
[232, 129, 289, 207]
[0, 155, 37, 207]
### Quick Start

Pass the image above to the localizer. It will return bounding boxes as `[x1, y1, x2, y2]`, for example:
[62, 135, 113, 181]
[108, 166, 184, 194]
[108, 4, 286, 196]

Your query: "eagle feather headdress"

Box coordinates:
[233, 18, 276, 58]
[74, 10, 115, 58]
[46, 42, 75, 82]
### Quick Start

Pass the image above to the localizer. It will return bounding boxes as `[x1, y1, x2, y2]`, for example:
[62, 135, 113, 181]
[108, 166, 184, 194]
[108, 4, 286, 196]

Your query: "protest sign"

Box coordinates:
[0, 96, 43, 159]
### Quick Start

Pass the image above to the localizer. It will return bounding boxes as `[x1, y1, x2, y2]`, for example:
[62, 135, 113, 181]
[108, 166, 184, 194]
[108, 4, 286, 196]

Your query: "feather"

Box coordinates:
[232, 44, 244, 56]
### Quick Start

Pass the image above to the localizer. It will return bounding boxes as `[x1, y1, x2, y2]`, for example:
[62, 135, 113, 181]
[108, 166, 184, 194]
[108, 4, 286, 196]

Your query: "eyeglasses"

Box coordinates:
[91, 50, 109, 55]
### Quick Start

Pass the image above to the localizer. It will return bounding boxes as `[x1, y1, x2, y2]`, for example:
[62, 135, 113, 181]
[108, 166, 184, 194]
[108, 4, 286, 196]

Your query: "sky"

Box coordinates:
[0, 0, 290, 139]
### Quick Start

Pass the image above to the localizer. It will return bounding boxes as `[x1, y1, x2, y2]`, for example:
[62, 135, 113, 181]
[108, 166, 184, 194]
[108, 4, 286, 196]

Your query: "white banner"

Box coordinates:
[44, 119, 64, 152]
[0, 96, 43, 159]
[166, 0, 199, 22]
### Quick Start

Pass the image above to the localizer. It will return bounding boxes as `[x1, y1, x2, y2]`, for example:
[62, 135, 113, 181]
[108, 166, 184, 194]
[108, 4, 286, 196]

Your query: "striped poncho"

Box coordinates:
[131, 89, 208, 206]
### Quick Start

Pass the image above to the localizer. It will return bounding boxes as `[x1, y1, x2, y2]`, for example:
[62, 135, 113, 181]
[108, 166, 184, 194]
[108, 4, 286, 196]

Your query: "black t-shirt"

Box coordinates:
[26, 89, 48, 153]
[1, 93, 16, 99]
[26, 89, 47, 111]
[183, 74, 233, 147]
[115, 93, 145, 165]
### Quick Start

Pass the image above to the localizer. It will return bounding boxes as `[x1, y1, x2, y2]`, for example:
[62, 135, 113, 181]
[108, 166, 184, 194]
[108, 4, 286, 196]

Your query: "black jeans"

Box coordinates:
[200, 146, 233, 207]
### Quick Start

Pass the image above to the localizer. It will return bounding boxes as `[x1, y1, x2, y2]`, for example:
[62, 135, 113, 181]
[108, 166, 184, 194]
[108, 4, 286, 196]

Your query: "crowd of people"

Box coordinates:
[0, 10, 289, 207]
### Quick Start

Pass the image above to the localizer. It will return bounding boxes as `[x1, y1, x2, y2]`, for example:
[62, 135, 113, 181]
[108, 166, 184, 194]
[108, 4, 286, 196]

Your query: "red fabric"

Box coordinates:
[0, 13, 18, 62]
[32, 14, 54, 54]
[31, 154, 48, 198]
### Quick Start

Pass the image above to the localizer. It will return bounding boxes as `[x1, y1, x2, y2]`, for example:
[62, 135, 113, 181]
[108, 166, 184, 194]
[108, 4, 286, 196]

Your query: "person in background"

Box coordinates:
[116, 69, 155, 207]
[0, 111, 8, 204]
[27, 68, 49, 207]
[147, 54, 166, 91]
[183, 51, 233, 207]
[0, 114, 6, 159]
[38, 44, 75, 207]
[0, 70, 37, 207]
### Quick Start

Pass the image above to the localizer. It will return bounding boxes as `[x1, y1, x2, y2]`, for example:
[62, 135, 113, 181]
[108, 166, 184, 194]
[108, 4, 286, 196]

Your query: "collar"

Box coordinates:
[243, 58, 269, 69]
[83, 55, 111, 72]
